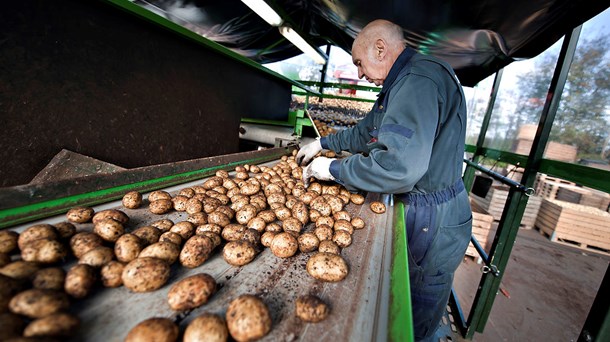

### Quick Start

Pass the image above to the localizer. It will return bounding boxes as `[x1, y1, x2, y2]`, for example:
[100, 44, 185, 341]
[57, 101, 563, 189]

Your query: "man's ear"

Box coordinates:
[375, 39, 386, 60]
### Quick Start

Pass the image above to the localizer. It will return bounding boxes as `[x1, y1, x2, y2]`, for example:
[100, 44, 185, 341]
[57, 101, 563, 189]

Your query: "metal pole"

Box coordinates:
[318, 44, 332, 102]
[466, 26, 582, 337]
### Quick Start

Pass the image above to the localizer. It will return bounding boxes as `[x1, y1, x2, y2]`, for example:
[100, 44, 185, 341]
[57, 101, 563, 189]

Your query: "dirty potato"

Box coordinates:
[236, 205, 257, 225]
[295, 295, 330, 322]
[261, 232, 277, 248]
[101, 261, 125, 288]
[21, 238, 68, 264]
[24, 312, 79, 337]
[306, 252, 349, 282]
[187, 212, 208, 226]
[370, 201, 386, 214]
[70, 232, 103, 259]
[180, 235, 214, 268]
[150, 219, 174, 232]
[125, 317, 179, 342]
[0, 230, 19, 254]
[79, 246, 114, 268]
[170, 221, 195, 241]
[270, 232, 298, 258]
[333, 220, 354, 235]
[9, 289, 70, 318]
[54, 222, 77, 240]
[94, 218, 125, 242]
[351, 217, 365, 230]
[318, 240, 341, 255]
[291, 201, 309, 225]
[184, 313, 228, 342]
[196, 223, 222, 236]
[148, 190, 172, 202]
[122, 257, 170, 292]
[92, 209, 129, 225]
[167, 273, 216, 311]
[185, 198, 203, 214]
[246, 217, 266, 233]
[298, 233, 320, 253]
[350, 193, 365, 205]
[226, 295, 271, 342]
[32, 267, 65, 290]
[0, 260, 40, 280]
[313, 224, 333, 242]
[221, 224, 246, 242]
[332, 231, 352, 248]
[132, 226, 162, 246]
[114, 234, 144, 263]
[282, 217, 303, 236]
[122, 191, 143, 209]
[66, 206, 95, 223]
[65, 264, 97, 298]
[222, 241, 257, 266]
[207, 212, 231, 228]
[139, 242, 180, 265]
[18, 224, 58, 250]
[159, 232, 183, 246]
[150, 199, 173, 215]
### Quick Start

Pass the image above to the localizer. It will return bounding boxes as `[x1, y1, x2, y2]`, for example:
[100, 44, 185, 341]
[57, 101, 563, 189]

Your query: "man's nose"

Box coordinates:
[358, 69, 364, 79]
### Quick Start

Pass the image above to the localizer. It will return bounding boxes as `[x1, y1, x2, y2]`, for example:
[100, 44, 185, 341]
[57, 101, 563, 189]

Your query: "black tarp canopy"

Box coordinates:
[135, 0, 609, 86]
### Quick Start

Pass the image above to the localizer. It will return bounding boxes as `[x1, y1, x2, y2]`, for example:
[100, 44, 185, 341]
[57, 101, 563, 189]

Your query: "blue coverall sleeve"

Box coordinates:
[332, 74, 440, 193]
[323, 110, 375, 154]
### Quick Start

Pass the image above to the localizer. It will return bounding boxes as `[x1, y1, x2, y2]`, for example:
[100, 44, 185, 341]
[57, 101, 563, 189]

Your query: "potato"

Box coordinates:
[306, 252, 349, 282]
[203, 197, 223, 214]
[0, 260, 40, 280]
[295, 295, 330, 322]
[235, 171, 249, 180]
[0, 230, 19, 254]
[187, 212, 208, 226]
[325, 196, 344, 214]
[32, 267, 65, 290]
[236, 205, 257, 225]
[170, 221, 195, 241]
[334, 220, 354, 235]
[311, 199, 332, 216]
[150, 199, 173, 215]
[123, 191, 143, 209]
[115, 234, 144, 263]
[65, 264, 96, 298]
[79, 246, 114, 267]
[150, 219, 174, 232]
[309, 209, 321, 223]
[9, 289, 69, 318]
[54, 222, 76, 240]
[221, 224, 245, 242]
[257, 210, 276, 223]
[273, 206, 292, 221]
[370, 201, 386, 214]
[318, 240, 341, 254]
[139, 242, 180, 265]
[122, 257, 170, 292]
[66, 206, 94, 223]
[159, 232, 183, 246]
[333, 211, 351, 222]
[132, 226, 162, 246]
[69, 232, 102, 259]
[270, 232, 298, 258]
[18, 224, 58, 250]
[170, 195, 188, 212]
[101, 261, 125, 288]
[21, 239, 68, 264]
[240, 182, 260, 196]
[185, 198, 203, 214]
[291, 201, 309, 225]
[167, 273, 216, 311]
[215, 206, 235, 220]
[23, 312, 80, 337]
[0, 312, 26, 340]
[92, 209, 129, 225]
[261, 232, 277, 248]
[242, 229, 261, 247]
[148, 190, 172, 202]
[207, 212, 231, 228]
[246, 217, 266, 233]
[263, 183, 283, 196]
[93, 218, 125, 242]
[298, 233, 320, 253]
[316, 216, 334, 228]
[184, 313, 228, 342]
[222, 241, 257, 266]
[265, 222, 282, 233]
[1, 274, 27, 312]
[200, 232, 222, 249]
[282, 217, 303, 236]
[226, 295, 271, 342]
[196, 223, 222, 236]
[180, 235, 214, 268]
[203, 177, 223, 190]
[125, 317, 179, 342]
[350, 193, 365, 205]
[332, 230, 352, 248]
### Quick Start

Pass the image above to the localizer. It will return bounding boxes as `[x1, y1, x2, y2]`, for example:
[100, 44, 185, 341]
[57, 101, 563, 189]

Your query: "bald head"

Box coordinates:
[351, 20, 406, 86]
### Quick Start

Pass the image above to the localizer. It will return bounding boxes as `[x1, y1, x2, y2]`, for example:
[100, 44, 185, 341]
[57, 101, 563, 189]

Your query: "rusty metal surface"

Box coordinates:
[10, 163, 396, 341]
[29, 149, 126, 184]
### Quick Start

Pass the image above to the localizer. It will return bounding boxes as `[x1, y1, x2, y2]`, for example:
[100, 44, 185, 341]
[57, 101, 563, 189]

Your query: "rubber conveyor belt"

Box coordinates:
[7, 159, 404, 341]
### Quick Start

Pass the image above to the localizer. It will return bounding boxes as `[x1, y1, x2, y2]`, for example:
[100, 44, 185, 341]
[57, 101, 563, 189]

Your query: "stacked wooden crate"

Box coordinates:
[512, 124, 578, 162]
[467, 198, 495, 258]
[535, 174, 610, 211]
[470, 184, 542, 230]
[536, 199, 610, 254]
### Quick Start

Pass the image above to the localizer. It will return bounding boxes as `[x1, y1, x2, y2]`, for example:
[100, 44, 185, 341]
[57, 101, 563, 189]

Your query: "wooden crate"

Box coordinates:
[467, 198, 495, 258]
[512, 139, 578, 163]
[535, 199, 610, 254]
[536, 174, 610, 211]
[470, 185, 542, 229]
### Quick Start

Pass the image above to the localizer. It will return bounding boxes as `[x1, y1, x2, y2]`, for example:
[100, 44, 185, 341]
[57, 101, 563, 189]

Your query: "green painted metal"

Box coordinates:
[101, 0, 317, 95]
[390, 200, 414, 342]
[463, 70, 503, 193]
[292, 91, 377, 103]
[241, 110, 313, 137]
[0, 152, 287, 229]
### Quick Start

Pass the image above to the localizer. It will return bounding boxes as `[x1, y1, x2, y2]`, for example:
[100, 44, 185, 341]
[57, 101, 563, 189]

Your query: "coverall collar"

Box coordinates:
[380, 47, 417, 95]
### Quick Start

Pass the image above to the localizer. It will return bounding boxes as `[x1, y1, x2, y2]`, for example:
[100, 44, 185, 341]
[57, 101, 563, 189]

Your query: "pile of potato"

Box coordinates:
[0, 150, 386, 341]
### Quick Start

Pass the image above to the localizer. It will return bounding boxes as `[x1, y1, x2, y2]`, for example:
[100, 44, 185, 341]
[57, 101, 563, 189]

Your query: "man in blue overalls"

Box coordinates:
[297, 19, 472, 341]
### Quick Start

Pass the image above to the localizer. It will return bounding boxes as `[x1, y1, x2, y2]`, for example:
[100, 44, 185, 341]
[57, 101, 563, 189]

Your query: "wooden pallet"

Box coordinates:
[466, 198, 495, 258]
[535, 199, 610, 254]
[470, 185, 541, 230]
[536, 175, 610, 211]
[512, 139, 577, 163]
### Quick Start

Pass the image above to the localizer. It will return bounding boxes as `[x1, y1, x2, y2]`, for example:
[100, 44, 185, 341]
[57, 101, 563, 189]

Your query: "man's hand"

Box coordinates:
[302, 157, 335, 187]
[296, 139, 323, 165]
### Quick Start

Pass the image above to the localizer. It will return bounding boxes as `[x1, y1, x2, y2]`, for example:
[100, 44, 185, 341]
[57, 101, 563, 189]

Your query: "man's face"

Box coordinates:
[352, 41, 386, 86]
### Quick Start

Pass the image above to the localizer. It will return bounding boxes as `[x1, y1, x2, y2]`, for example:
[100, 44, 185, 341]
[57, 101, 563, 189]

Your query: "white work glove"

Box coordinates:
[296, 139, 323, 166]
[302, 157, 335, 187]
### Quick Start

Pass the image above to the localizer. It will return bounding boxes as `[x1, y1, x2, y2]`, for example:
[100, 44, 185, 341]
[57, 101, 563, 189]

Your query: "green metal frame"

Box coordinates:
[241, 109, 314, 137]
